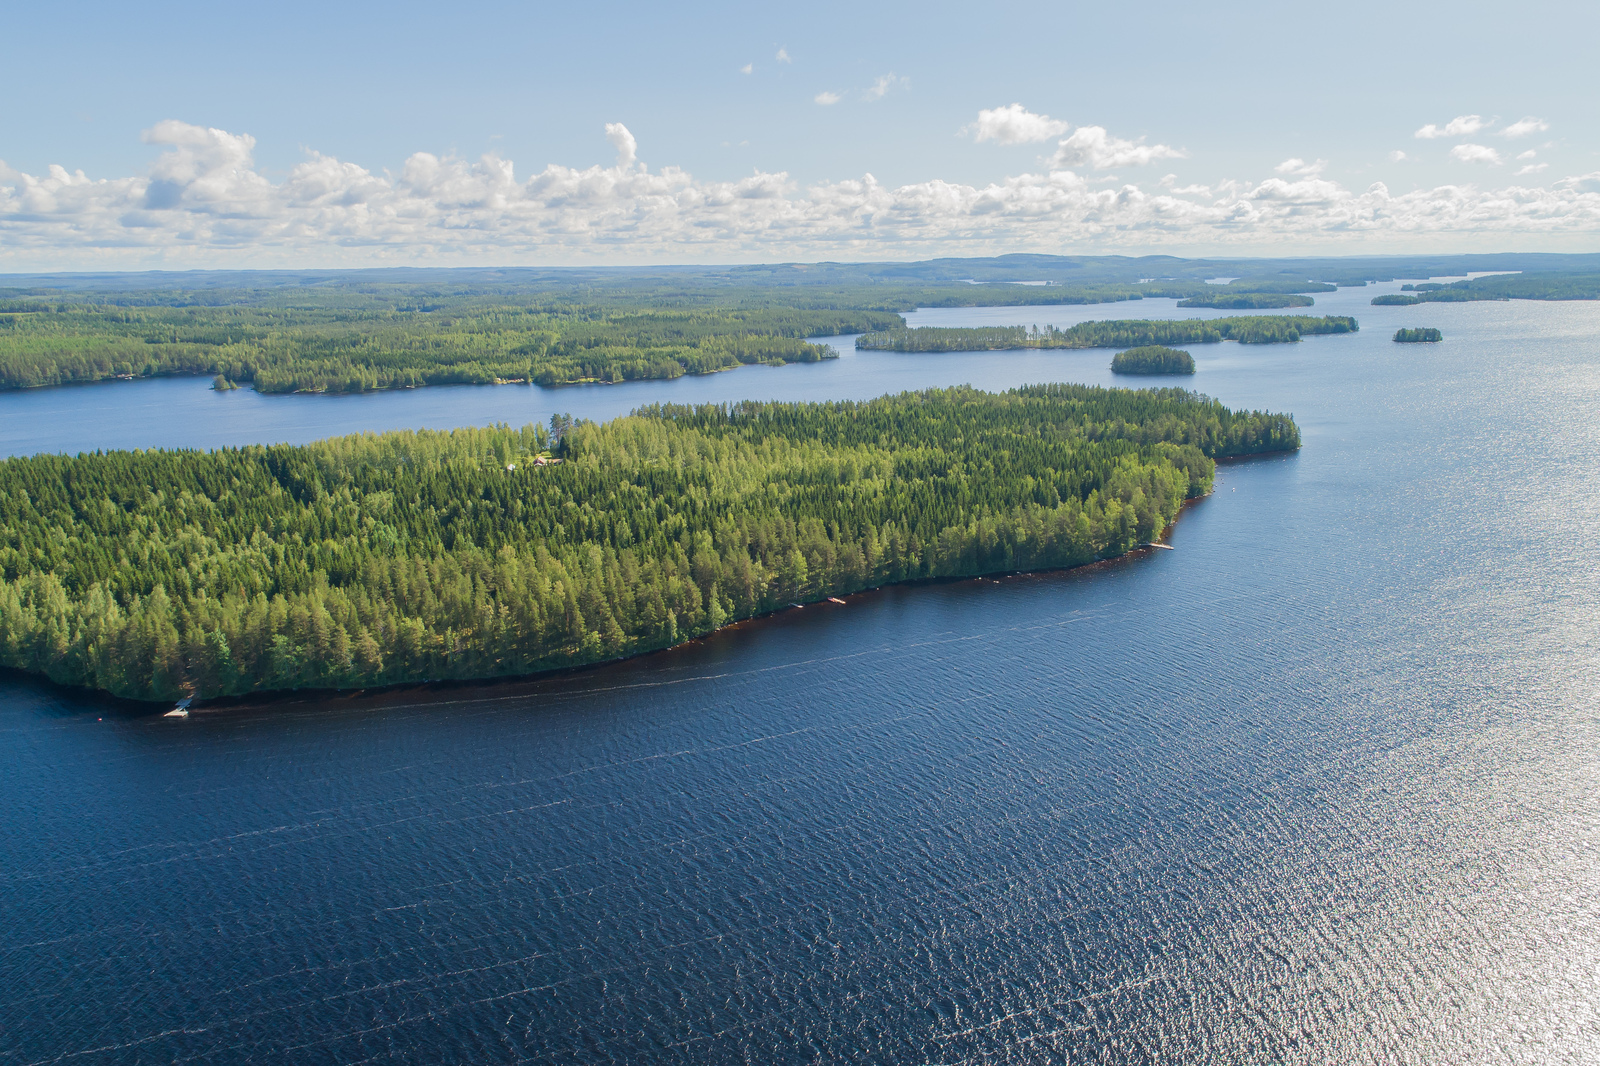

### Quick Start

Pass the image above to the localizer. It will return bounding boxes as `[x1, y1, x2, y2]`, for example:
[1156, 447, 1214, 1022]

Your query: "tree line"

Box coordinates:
[1375, 272, 1600, 305]
[1112, 346, 1195, 374]
[0, 277, 1370, 396]
[854, 316, 1359, 352]
[0, 385, 1299, 701]
[0, 300, 900, 393]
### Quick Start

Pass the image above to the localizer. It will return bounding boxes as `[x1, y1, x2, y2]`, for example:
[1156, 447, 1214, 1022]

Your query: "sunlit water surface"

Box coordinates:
[3, 283, 1599, 1063]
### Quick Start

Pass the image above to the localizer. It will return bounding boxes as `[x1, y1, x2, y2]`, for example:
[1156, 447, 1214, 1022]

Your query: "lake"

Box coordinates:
[3, 283, 1598, 1062]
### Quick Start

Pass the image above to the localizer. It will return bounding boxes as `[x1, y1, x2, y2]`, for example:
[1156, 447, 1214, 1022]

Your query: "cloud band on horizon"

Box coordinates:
[2, 121, 1599, 268]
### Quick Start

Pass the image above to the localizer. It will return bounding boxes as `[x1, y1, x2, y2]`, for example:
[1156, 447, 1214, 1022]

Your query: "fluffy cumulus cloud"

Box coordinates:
[4, 120, 1600, 268]
[1274, 158, 1327, 176]
[1416, 115, 1488, 139]
[1502, 116, 1549, 138]
[1451, 143, 1504, 165]
[967, 104, 1071, 145]
[1048, 126, 1185, 170]
[968, 106, 1181, 168]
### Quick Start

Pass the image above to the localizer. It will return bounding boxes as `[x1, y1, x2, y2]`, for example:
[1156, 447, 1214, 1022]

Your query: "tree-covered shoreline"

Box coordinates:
[1393, 328, 1443, 343]
[0, 273, 1362, 396]
[1373, 272, 1600, 306]
[1175, 293, 1314, 309]
[1112, 346, 1196, 374]
[0, 385, 1298, 702]
[855, 316, 1358, 352]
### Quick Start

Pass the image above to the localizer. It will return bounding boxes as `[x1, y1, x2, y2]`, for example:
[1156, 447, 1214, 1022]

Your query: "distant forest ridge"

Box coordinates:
[856, 316, 1359, 353]
[6, 251, 1600, 292]
[1371, 272, 1600, 305]
[1, 254, 1592, 395]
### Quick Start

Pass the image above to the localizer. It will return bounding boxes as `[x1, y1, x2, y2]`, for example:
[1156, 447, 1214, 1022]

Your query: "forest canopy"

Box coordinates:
[1111, 346, 1196, 374]
[1393, 328, 1443, 343]
[0, 385, 1299, 701]
[0, 275, 1367, 395]
[854, 316, 1358, 352]
[1374, 272, 1600, 306]
[0, 301, 890, 393]
[1175, 293, 1314, 309]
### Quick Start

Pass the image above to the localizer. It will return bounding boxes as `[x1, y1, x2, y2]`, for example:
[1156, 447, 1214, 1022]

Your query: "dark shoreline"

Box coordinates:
[7, 498, 1220, 717]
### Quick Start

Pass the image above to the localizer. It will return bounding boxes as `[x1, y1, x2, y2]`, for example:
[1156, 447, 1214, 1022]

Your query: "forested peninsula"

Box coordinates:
[0, 274, 1346, 395]
[1373, 272, 1600, 305]
[0, 385, 1298, 701]
[0, 301, 890, 393]
[854, 316, 1358, 352]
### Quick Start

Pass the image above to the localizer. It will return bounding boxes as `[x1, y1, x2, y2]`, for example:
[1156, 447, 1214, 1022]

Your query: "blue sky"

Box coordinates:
[2, 0, 1596, 267]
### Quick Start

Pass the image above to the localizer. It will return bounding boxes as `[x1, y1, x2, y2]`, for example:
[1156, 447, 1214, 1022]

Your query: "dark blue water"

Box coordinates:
[3, 285, 1599, 1062]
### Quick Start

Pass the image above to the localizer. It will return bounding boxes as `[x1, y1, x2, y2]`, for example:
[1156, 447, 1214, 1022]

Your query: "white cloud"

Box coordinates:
[1517, 150, 1537, 160]
[1450, 143, 1503, 165]
[604, 122, 637, 168]
[775, 47, 791, 63]
[1389, 150, 1409, 162]
[740, 63, 752, 75]
[1416, 115, 1487, 139]
[4, 120, 1600, 269]
[1516, 163, 1549, 176]
[814, 91, 841, 106]
[1557, 171, 1600, 194]
[1049, 126, 1185, 169]
[863, 74, 907, 101]
[1502, 116, 1549, 138]
[967, 104, 1070, 145]
[1274, 158, 1327, 176]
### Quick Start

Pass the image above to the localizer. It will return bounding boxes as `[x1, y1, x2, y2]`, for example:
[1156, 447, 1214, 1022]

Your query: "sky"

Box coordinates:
[1, 0, 1597, 269]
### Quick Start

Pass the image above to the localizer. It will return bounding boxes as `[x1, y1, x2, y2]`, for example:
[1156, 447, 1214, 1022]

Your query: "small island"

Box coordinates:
[1393, 328, 1443, 343]
[1111, 346, 1195, 374]
[0, 385, 1299, 701]
[1175, 293, 1314, 309]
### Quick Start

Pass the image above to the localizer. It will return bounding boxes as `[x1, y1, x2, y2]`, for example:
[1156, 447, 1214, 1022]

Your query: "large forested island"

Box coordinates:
[855, 316, 1358, 352]
[1373, 272, 1600, 305]
[0, 385, 1297, 701]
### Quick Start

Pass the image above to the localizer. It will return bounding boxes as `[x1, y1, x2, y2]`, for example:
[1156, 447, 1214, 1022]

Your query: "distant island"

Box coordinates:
[1176, 293, 1314, 309]
[0, 385, 1299, 701]
[855, 315, 1358, 352]
[1374, 272, 1600, 306]
[1111, 346, 1195, 374]
[1393, 328, 1443, 343]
